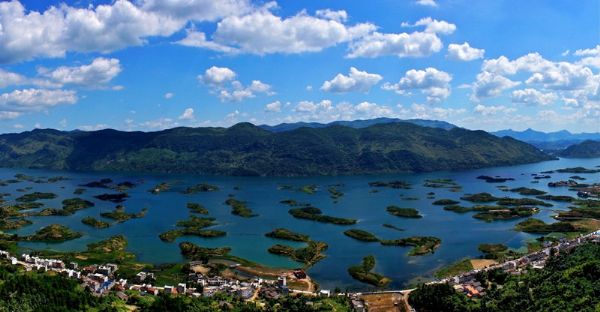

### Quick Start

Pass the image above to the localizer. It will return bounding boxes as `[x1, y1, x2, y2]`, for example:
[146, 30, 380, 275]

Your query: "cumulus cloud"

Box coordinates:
[289, 99, 393, 122]
[0, 111, 22, 120]
[0, 69, 26, 88]
[347, 18, 454, 58]
[187, 6, 376, 55]
[200, 66, 237, 85]
[574, 45, 600, 56]
[382, 67, 452, 103]
[265, 100, 282, 112]
[447, 42, 484, 61]
[175, 30, 239, 53]
[471, 71, 520, 100]
[178, 107, 195, 120]
[321, 67, 382, 93]
[164, 92, 174, 99]
[0, 89, 77, 112]
[511, 88, 557, 106]
[40, 57, 122, 88]
[139, 0, 251, 22]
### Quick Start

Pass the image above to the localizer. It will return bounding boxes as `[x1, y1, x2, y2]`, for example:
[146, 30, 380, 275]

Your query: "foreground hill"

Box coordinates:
[560, 140, 600, 158]
[0, 122, 552, 176]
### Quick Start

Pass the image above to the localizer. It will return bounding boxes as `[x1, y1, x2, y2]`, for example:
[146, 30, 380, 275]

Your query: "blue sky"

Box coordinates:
[0, 0, 599, 133]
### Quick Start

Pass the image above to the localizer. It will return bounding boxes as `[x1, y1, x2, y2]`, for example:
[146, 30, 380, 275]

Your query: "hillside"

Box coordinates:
[0, 122, 552, 176]
[560, 140, 600, 158]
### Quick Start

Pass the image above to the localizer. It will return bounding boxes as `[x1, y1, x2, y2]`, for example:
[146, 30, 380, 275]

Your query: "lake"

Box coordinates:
[4, 157, 600, 290]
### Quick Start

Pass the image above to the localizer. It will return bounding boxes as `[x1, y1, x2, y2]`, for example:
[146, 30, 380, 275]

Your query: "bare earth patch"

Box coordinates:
[361, 293, 407, 312]
[470, 259, 498, 270]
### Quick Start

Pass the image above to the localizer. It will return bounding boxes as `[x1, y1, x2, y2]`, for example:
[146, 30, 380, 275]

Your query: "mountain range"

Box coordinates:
[0, 121, 552, 176]
[259, 118, 456, 132]
[492, 128, 600, 150]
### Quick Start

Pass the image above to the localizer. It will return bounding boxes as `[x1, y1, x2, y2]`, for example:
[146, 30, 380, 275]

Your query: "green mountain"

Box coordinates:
[560, 140, 600, 158]
[0, 122, 552, 176]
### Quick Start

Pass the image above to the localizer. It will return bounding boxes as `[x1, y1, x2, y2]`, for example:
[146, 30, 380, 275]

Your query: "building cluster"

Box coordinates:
[438, 230, 600, 298]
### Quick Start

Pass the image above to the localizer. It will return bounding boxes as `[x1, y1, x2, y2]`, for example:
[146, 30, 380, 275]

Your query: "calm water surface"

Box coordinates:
[4, 157, 600, 290]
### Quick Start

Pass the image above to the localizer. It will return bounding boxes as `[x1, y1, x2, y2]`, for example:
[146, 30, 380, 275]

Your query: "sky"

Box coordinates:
[0, 0, 599, 133]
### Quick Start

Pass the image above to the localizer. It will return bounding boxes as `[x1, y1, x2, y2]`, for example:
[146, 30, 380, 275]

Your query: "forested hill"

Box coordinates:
[0, 122, 553, 176]
[560, 140, 600, 158]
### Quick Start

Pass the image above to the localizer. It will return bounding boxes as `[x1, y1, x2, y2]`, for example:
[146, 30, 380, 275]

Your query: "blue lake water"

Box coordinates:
[3, 157, 599, 290]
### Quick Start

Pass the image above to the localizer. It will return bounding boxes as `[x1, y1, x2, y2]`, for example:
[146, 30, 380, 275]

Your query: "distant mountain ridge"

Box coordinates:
[492, 128, 600, 150]
[0, 121, 552, 176]
[259, 117, 456, 132]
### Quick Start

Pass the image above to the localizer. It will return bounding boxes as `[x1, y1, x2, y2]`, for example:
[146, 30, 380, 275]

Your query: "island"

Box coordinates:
[94, 193, 129, 203]
[267, 241, 328, 267]
[265, 228, 310, 242]
[386, 206, 422, 218]
[288, 207, 356, 225]
[380, 236, 441, 256]
[515, 218, 577, 233]
[343, 229, 380, 242]
[224, 198, 257, 218]
[16, 192, 57, 202]
[368, 181, 411, 189]
[100, 205, 147, 222]
[182, 183, 219, 194]
[432, 199, 460, 205]
[81, 217, 110, 229]
[186, 202, 209, 214]
[509, 187, 546, 196]
[347, 255, 391, 287]
[26, 224, 82, 242]
[159, 216, 224, 242]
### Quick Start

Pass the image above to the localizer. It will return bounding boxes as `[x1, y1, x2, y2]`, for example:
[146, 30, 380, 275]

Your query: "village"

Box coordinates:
[0, 229, 599, 311]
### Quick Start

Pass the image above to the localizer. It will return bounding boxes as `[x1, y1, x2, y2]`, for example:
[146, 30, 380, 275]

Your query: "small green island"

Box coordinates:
[149, 182, 170, 194]
[460, 192, 499, 203]
[368, 180, 411, 189]
[515, 218, 577, 233]
[100, 205, 147, 222]
[288, 206, 356, 225]
[94, 193, 129, 203]
[347, 255, 391, 287]
[380, 236, 441, 256]
[386, 206, 422, 218]
[267, 241, 328, 267]
[26, 224, 82, 242]
[265, 228, 310, 242]
[81, 216, 110, 229]
[472, 206, 539, 222]
[16, 192, 57, 203]
[159, 216, 225, 242]
[432, 199, 460, 205]
[179, 241, 232, 260]
[509, 187, 546, 196]
[343, 229, 380, 242]
[183, 183, 219, 194]
[224, 198, 257, 217]
[186, 202, 209, 214]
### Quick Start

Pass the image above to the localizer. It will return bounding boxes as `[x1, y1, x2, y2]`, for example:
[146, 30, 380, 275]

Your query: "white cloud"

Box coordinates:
[164, 92, 174, 99]
[574, 45, 600, 56]
[202, 6, 375, 55]
[140, 0, 251, 22]
[218, 80, 273, 102]
[59, 118, 67, 128]
[402, 17, 456, 35]
[321, 67, 382, 93]
[0, 111, 21, 120]
[78, 124, 109, 131]
[179, 107, 195, 120]
[511, 88, 557, 106]
[288, 99, 393, 122]
[175, 30, 239, 53]
[382, 67, 452, 103]
[265, 100, 282, 112]
[200, 66, 237, 85]
[415, 0, 438, 7]
[447, 42, 484, 61]
[407, 103, 466, 119]
[474, 104, 516, 116]
[0, 69, 26, 88]
[315, 9, 348, 22]
[471, 71, 520, 100]
[354, 101, 393, 116]
[0, 89, 77, 111]
[347, 18, 454, 58]
[40, 57, 122, 87]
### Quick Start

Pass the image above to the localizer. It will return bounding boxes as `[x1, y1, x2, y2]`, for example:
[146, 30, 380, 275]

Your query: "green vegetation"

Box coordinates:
[73, 188, 86, 195]
[386, 205, 422, 218]
[81, 216, 110, 229]
[183, 183, 219, 194]
[186, 202, 209, 214]
[0, 218, 32, 230]
[443, 205, 472, 213]
[435, 259, 474, 278]
[477, 175, 515, 183]
[15, 192, 57, 202]
[179, 241, 231, 260]
[265, 228, 310, 242]
[409, 242, 600, 312]
[268, 241, 328, 267]
[327, 185, 343, 200]
[496, 197, 552, 207]
[299, 184, 317, 194]
[536, 194, 575, 202]
[224, 198, 257, 217]
[343, 229, 380, 242]
[509, 187, 546, 196]
[380, 236, 441, 256]
[515, 218, 577, 233]
[347, 255, 391, 287]
[432, 199, 460, 205]
[478, 243, 509, 258]
[159, 216, 223, 242]
[61, 198, 95, 215]
[26, 224, 82, 242]
[100, 205, 147, 222]
[369, 180, 411, 189]
[288, 206, 356, 225]
[556, 166, 600, 173]
[473, 206, 539, 222]
[423, 178, 461, 190]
